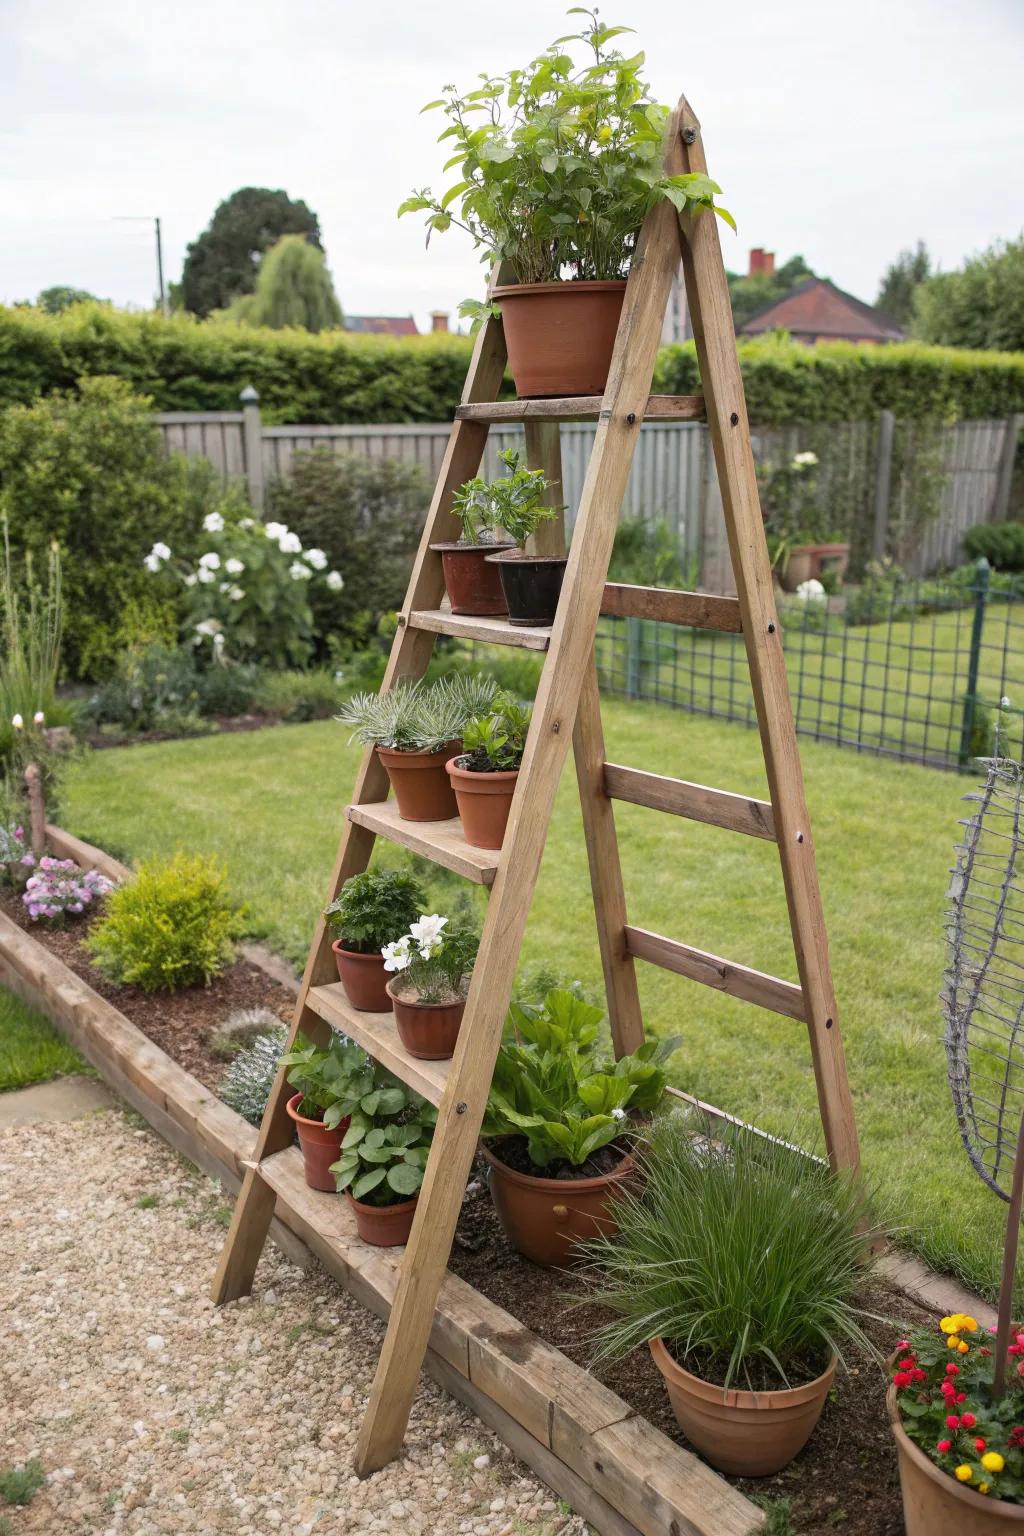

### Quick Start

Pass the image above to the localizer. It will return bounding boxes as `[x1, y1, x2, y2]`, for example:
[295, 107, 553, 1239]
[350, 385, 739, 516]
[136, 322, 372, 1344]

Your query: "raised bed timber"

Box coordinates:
[0, 825, 764, 1536]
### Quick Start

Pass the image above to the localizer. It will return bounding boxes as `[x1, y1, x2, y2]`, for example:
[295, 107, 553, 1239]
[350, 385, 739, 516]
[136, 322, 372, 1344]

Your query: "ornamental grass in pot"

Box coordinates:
[480, 985, 679, 1268]
[399, 12, 733, 398]
[279, 1031, 372, 1191]
[476, 451, 565, 626]
[330, 1072, 437, 1246]
[337, 674, 497, 821]
[447, 693, 531, 849]
[322, 869, 426, 1012]
[576, 1115, 881, 1477]
[383, 912, 479, 1060]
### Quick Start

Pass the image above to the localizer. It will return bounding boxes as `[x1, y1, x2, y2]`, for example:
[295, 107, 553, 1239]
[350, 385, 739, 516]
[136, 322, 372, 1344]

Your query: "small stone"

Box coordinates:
[472, 1454, 490, 1471]
[146, 1334, 165, 1351]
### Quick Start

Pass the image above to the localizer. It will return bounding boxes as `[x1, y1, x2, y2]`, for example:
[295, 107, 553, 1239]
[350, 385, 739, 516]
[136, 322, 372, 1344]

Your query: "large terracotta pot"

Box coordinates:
[494, 280, 627, 398]
[331, 941, 390, 1012]
[346, 1191, 418, 1247]
[375, 741, 461, 821]
[887, 1385, 1024, 1534]
[446, 757, 518, 849]
[431, 543, 509, 616]
[286, 1093, 349, 1192]
[386, 978, 465, 1060]
[781, 542, 850, 591]
[649, 1338, 835, 1476]
[485, 551, 567, 627]
[481, 1141, 632, 1268]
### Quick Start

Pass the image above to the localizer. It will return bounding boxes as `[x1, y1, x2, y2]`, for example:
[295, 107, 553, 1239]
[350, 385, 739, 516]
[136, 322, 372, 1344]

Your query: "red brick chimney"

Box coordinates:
[748, 248, 775, 278]
[430, 310, 449, 334]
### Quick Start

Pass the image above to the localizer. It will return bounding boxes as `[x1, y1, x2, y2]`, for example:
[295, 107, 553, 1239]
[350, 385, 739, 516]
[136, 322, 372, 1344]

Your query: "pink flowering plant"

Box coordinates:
[22, 856, 113, 923]
[893, 1313, 1024, 1501]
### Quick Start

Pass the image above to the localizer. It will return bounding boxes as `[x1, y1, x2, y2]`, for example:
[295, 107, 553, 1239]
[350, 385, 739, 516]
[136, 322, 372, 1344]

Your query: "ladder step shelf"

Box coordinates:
[456, 393, 704, 424]
[407, 610, 551, 651]
[624, 924, 806, 1021]
[346, 800, 500, 886]
[305, 983, 449, 1105]
[604, 764, 776, 841]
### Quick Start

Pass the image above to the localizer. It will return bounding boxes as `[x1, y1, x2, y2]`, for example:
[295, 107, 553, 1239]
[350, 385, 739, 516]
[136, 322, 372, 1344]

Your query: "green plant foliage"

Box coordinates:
[460, 692, 532, 771]
[964, 522, 1024, 573]
[84, 642, 203, 734]
[278, 1030, 372, 1127]
[330, 1072, 437, 1205]
[337, 673, 498, 752]
[0, 518, 70, 769]
[383, 912, 479, 1004]
[219, 235, 342, 333]
[608, 516, 685, 587]
[87, 852, 244, 991]
[875, 241, 932, 329]
[249, 667, 345, 721]
[322, 869, 427, 953]
[218, 1028, 286, 1125]
[913, 237, 1024, 353]
[36, 285, 103, 314]
[0, 1459, 45, 1506]
[181, 187, 323, 318]
[452, 450, 557, 547]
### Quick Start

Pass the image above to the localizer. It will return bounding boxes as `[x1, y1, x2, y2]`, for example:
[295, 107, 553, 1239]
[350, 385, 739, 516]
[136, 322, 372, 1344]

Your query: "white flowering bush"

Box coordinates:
[22, 856, 113, 922]
[382, 913, 479, 1004]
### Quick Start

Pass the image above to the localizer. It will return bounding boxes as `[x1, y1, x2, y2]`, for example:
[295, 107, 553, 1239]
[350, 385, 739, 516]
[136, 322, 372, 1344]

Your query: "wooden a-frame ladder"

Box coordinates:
[212, 97, 861, 1475]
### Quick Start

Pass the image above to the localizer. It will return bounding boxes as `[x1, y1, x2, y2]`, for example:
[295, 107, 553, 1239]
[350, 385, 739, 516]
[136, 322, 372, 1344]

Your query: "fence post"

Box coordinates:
[958, 557, 991, 766]
[992, 414, 1022, 524]
[240, 385, 265, 513]
[871, 409, 895, 562]
[625, 618, 643, 699]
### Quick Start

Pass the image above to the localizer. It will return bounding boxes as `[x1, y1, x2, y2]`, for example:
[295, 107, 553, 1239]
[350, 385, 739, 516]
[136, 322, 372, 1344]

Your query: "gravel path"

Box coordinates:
[1, 1107, 591, 1536]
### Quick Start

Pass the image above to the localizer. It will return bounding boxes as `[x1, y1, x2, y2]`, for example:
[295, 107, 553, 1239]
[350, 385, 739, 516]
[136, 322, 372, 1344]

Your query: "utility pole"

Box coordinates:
[114, 214, 169, 315]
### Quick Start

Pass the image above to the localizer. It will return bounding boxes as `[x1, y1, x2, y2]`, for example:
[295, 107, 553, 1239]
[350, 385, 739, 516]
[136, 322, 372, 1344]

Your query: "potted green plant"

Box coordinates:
[382, 912, 479, 1060]
[278, 1031, 373, 1190]
[757, 450, 850, 592]
[399, 11, 732, 398]
[577, 1115, 881, 1477]
[468, 450, 564, 625]
[330, 1071, 437, 1246]
[337, 674, 497, 821]
[430, 474, 516, 618]
[480, 986, 678, 1267]
[322, 869, 427, 1012]
[446, 693, 531, 849]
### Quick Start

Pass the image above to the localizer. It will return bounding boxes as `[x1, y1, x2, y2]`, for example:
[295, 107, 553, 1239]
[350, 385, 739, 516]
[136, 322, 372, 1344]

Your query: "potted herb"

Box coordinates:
[322, 869, 426, 1012]
[330, 1071, 437, 1246]
[480, 986, 678, 1267]
[447, 693, 531, 849]
[382, 912, 479, 1060]
[578, 1115, 880, 1477]
[475, 451, 564, 625]
[337, 674, 497, 821]
[279, 1031, 373, 1190]
[399, 12, 732, 398]
[430, 474, 516, 618]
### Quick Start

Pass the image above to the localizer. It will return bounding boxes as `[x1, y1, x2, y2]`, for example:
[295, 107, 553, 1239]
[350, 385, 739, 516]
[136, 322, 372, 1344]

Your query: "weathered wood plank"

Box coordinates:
[346, 801, 499, 886]
[624, 924, 806, 1021]
[304, 983, 449, 1105]
[456, 395, 705, 423]
[600, 583, 743, 631]
[604, 765, 776, 840]
[406, 609, 551, 651]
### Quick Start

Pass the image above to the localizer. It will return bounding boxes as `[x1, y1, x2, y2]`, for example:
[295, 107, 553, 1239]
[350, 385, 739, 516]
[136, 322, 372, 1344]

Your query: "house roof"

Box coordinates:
[739, 278, 904, 343]
[344, 315, 419, 337]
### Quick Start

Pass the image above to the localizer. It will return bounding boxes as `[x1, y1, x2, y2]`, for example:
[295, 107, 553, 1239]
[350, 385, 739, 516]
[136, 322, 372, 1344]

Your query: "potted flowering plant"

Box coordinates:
[279, 1031, 373, 1190]
[480, 986, 678, 1267]
[461, 451, 564, 626]
[757, 450, 849, 592]
[447, 693, 531, 849]
[429, 471, 517, 618]
[382, 913, 479, 1060]
[330, 1071, 437, 1246]
[322, 869, 426, 1012]
[337, 674, 497, 821]
[399, 11, 732, 398]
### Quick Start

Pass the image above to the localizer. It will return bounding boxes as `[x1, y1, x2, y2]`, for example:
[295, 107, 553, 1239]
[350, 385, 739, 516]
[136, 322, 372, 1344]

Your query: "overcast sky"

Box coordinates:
[3, 0, 1022, 332]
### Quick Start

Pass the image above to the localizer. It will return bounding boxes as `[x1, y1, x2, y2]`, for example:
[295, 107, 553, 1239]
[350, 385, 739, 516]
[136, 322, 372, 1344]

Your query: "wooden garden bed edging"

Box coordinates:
[1, 832, 764, 1536]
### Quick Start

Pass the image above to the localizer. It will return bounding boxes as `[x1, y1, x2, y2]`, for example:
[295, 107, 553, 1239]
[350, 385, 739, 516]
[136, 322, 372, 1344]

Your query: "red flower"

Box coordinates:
[1017, 1359, 1024, 1379]
[911, 1369, 926, 1383]
[947, 1415, 961, 1430]
[980, 1347, 993, 1357]
[976, 1438, 987, 1452]
[956, 1392, 968, 1403]
[896, 1340, 911, 1350]
[946, 1364, 960, 1376]
[1008, 1344, 1022, 1356]
[1009, 1427, 1024, 1448]
[937, 1439, 953, 1453]
[898, 1356, 916, 1370]
[961, 1412, 977, 1428]
[893, 1371, 913, 1389]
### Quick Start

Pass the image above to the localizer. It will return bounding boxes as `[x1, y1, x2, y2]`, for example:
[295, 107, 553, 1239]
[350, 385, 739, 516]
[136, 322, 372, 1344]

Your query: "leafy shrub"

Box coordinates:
[84, 642, 202, 733]
[0, 1459, 44, 1506]
[608, 517, 686, 588]
[963, 521, 1024, 572]
[218, 1029, 286, 1126]
[451, 450, 557, 547]
[87, 853, 244, 991]
[322, 869, 426, 954]
[251, 667, 345, 722]
[195, 661, 262, 717]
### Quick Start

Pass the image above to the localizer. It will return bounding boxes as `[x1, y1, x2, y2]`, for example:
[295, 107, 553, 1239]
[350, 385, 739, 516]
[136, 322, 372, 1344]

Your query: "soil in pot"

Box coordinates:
[431, 542, 510, 616]
[331, 941, 390, 1012]
[375, 741, 461, 821]
[887, 1384, 1024, 1535]
[486, 551, 567, 627]
[346, 1191, 418, 1247]
[386, 977, 466, 1060]
[494, 280, 627, 398]
[481, 1136, 633, 1268]
[446, 756, 518, 849]
[286, 1093, 349, 1192]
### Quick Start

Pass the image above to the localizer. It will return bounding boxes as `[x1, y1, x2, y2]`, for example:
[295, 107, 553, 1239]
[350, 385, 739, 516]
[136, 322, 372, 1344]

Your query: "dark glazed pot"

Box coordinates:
[481, 1141, 633, 1268]
[346, 1192, 418, 1247]
[387, 978, 465, 1060]
[431, 543, 509, 616]
[331, 941, 391, 1012]
[493, 280, 627, 397]
[485, 551, 567, 627]
[375, 741, 461, 821]
[286, 1093, 349, 1192]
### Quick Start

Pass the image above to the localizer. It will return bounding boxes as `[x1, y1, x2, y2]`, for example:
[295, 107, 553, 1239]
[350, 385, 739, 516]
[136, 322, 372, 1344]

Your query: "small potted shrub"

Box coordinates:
[337, 674, 497, 821]
[400, 12, 731, 398]
[330, 1072, 437, 1246]
[447, 693, 531, 849]
[480, 987, 678, 1267]
[322, 869, 426, 1012]
[382, 912, 479, 1060]
[278, 1031, 372, 1190]
[578, 1115, 880, 1477]
[476, 451, 565, 626]
[430, 474, 516, 617]
[758, 450, 850, 592]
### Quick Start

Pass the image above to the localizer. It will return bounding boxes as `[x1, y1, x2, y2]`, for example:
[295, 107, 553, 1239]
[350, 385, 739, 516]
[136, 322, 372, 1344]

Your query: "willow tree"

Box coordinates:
[225, 235, 343, 332]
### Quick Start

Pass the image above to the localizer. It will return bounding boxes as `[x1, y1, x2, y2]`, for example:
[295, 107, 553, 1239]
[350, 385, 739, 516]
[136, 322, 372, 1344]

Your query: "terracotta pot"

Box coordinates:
[481, 1141, 632, 1268]
[386, 978, 466, 1060]
[446, 757, 518, 849]
[493, 280, 627, 398]
[887, 1384, 1024, 1534]
[485, 551, 567, 627]
[431, 543, 510, 616]
[781, 542, 850, 592]
[331, 941, 391, 1012]
[650, 1337, 835, 1476]
[375, 741, 461, 821]
[346, 1191, 418, 1247]
[286, 1093, 349, 1192]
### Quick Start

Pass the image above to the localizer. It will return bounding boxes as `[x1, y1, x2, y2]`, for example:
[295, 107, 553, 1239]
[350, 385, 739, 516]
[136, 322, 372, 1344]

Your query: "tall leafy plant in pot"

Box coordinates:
[330, 1071, 438, 1246]
[382, 912, 479, 1060]
[279, 1031, 373, 1190]
[447, 693, 531, 849]
[429, 468, 517, 619]
[469, 451, 565, 626]
[323, 869, 426, 1012]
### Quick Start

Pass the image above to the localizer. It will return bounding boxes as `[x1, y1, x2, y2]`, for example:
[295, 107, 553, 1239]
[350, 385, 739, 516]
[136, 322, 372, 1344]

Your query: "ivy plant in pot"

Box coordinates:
[447, 693, 531, 849]
[337, 674, 497, 821]
[399, 10, 733, 398]
[476, 450, 564, 626]
[480, 986, 678, 1267]
[322, 869, 427, 1012]
[330, 1070, 437, 1246]
[577, 1114, 882, 1477]
[430, 472, 517, 617]
[278, 1031, 373, 1191]
[382, 912, 479, 1060]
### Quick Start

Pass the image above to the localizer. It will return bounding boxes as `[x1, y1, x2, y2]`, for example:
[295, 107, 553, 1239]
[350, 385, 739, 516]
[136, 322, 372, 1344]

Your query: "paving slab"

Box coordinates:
[0, 1074, 114, 1128]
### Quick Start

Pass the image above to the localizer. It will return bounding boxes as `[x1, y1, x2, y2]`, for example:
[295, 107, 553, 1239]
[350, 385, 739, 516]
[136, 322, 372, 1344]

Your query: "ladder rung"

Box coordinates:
[600, 583, 742, 632]
[305, 982, 448, 1105]
[604, 764, 776, 840]
[407, 609, 551, 651]
[624, 925, 805, 1021]
[456, 394, 705, 424]
[347, 800, 499, 886]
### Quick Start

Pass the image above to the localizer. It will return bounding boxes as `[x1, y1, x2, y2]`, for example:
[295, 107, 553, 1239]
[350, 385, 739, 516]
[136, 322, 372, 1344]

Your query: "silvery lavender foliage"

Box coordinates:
[219, 1029, 287, 1127]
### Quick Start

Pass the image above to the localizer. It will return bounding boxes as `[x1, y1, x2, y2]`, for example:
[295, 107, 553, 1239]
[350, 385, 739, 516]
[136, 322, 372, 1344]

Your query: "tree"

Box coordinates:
[36, 285, 102, 313]
[876, 242, 931, 327]
[221, 235, 343, 332]
[913, 237, 1024, 352]
[727, 254, 816, 331]
[180, 187, 322, 317]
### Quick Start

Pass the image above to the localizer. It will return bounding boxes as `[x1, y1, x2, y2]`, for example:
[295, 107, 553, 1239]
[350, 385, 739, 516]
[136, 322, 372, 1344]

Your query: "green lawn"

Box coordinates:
[0, 986, 86, 1092]
[64, 703, 1004, 1297]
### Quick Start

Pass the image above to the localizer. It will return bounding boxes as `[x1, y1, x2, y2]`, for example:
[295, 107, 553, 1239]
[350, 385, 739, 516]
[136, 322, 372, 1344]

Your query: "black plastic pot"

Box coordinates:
[485, 552, 567, 627]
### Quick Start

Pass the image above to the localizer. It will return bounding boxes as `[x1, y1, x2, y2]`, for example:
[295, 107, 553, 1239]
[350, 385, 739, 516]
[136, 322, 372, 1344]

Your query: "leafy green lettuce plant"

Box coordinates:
[330, 1075, 438, 1205]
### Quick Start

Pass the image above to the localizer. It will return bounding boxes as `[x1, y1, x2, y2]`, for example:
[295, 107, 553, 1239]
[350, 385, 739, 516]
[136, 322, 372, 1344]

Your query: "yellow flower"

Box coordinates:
[947, 1335, 962, 1349]
[955, 1465, 973, 1482]
[979, 1483, 990, 1495]
[940, 1316, 958, 1334]
[958, 1340, 970, 1354]
[982, 1452, 1005, 1473]
[961, 1315, 979, 1333]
